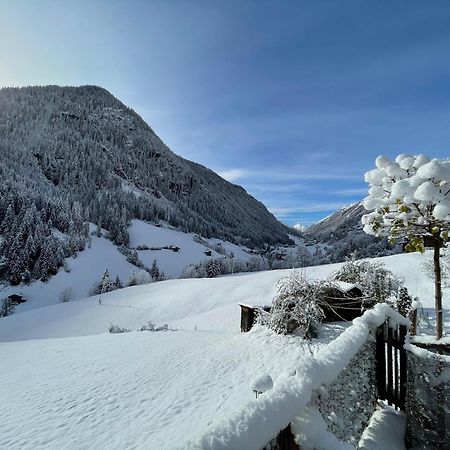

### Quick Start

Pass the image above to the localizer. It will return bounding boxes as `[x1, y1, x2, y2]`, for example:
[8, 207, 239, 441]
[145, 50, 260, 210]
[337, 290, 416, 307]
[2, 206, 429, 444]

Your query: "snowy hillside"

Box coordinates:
[1, 251, 447, 342]
[0, 251, 448, 449]
[304, 203, 401, 262]
[0, 219, 253, 313]
[0, 85, 292, 276]
[129, 219, 251, 277]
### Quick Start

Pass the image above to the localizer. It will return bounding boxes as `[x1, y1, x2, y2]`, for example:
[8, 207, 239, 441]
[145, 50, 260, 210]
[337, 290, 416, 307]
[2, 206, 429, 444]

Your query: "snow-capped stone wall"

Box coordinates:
[405, 341, 450, 449]
[186, 304, 409, 450]
[309, 339, 378, 446]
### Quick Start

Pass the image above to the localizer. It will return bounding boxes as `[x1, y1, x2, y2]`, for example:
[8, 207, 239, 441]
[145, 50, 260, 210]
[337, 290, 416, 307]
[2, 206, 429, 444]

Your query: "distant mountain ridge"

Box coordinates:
[304, 202, 401, 261]
[0, 85, 292, 284]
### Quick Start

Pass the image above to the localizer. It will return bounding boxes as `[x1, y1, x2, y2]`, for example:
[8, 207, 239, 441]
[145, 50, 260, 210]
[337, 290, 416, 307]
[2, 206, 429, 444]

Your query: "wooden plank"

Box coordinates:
[394, 327, 399, 408]
[376, 324, 386, 400]
[399, 324, 407, 410]
[387, 325, 393, 406]
[240, 305, 255, 332]
[410, 309, 418, 336]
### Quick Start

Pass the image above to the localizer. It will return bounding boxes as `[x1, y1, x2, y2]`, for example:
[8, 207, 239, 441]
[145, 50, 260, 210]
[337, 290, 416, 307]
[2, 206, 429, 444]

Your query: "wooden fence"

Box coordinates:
[263, 318, 409, 449]
[376, 320, 408, 410]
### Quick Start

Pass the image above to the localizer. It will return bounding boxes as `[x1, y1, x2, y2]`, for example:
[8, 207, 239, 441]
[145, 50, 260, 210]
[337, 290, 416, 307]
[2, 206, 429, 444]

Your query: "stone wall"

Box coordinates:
[310, 339, 379, 446]
[406, 343, 450, 450]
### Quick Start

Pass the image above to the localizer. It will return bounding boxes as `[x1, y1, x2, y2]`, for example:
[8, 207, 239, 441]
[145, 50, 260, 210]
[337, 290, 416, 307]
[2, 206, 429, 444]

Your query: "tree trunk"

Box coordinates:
[434, 238, 443, 340]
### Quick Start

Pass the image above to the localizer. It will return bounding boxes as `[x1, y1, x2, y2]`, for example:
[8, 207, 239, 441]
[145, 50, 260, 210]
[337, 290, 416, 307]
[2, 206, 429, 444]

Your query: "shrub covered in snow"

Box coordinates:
[333, 254, 401, 308]
[362, 154, 450, 338]
[0, 297, 15, 317]
[138, 321, 169, 332]
[269, 273, 325, 338]
[59, 287, 75, 303]
[108, 323, 130, 333]
[125, 270, 152, 287]
[254, 308, 271, 327]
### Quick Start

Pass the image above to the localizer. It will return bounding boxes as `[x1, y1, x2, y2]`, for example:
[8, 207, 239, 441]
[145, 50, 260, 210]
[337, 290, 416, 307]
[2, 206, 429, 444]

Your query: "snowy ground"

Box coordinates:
[0, 233, 140, 313]
[1, 250, 448, 342]
[0, 324, 345, 450]
[0, 220, 252, 313]
[358, 405, 406, 450]
[0, 251, 447, 449]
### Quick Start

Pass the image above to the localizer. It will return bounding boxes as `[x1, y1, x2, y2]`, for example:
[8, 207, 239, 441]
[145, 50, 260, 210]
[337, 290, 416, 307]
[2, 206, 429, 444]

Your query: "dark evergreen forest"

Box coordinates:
[0, 85, 292, 284]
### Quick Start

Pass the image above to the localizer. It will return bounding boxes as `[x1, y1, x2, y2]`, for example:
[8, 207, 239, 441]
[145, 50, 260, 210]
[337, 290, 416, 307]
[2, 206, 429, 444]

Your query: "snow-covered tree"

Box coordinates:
[150, 259, 160, 281]
[270, 273, 325, 338]
[395, 287, 414, 318]
[333, 254, 401, 308]
[101, 269, 115, 293]
[114, 275, 123, 289]
[126, 271, 138, 287]
[90, 269, 116, 295]
[0, 297, 15, 317]
[206, 259, 221, 278]
[362, 154, 450, 339]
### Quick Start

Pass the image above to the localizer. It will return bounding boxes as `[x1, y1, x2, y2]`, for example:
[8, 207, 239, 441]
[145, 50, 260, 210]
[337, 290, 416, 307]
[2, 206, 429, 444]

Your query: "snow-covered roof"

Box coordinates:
[333, 281, 361, 293]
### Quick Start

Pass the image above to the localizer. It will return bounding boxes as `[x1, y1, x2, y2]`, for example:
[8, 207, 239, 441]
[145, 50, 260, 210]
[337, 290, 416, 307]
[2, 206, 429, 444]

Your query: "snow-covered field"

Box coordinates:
[0, 251, 448, 449]
[0, 326, 344, 450]
[0, 220, 252, 313]
[130, 219, 250, 279]
[0, 233, 140, 312]
[1, 250, 447, 342]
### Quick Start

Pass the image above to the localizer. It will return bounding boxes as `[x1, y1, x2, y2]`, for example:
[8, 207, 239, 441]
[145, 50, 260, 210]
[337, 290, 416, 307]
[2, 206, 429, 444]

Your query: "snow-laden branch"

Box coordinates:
[361, 154, 450, 242]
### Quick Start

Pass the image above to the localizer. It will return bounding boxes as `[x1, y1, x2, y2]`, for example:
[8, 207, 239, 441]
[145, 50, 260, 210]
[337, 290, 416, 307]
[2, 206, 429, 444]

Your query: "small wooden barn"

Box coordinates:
[7, 294, 26, 305]
[239, 282, 364, 333]
[320, 282, 364, 322]
[239, 304, 271, 332]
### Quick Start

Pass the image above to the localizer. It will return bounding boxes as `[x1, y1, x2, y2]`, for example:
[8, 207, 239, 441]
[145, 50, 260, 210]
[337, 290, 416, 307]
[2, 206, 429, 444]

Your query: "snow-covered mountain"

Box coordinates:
[0, 85, 292, 285]
[304, 203, 401, 262]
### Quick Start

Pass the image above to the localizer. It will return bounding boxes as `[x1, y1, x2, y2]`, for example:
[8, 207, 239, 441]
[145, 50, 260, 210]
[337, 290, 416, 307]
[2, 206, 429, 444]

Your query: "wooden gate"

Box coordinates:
[376, 320, 408, 410]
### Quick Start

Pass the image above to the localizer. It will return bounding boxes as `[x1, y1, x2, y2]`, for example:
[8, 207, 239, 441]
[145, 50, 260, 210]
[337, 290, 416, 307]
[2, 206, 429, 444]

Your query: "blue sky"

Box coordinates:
[1, 1, 450, 226]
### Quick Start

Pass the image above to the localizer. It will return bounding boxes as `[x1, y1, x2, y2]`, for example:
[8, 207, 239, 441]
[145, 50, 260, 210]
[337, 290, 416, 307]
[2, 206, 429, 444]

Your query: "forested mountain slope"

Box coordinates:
[304, 203, 401, 262]
[0, 85, 291, 284]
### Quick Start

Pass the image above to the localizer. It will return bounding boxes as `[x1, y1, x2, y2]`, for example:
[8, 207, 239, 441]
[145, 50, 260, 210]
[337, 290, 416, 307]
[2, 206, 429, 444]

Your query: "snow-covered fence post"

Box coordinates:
[361, 154, 450, 339]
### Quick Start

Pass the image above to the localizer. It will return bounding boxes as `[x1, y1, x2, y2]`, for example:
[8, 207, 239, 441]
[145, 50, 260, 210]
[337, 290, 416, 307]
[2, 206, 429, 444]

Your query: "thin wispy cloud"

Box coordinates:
[217, 169, 249, 182]
[269, 202, 352, 216]
[217, 167, 363, 182]
[334, 188, 368, 197]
